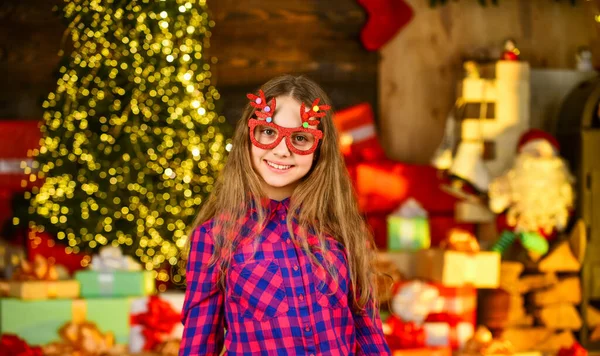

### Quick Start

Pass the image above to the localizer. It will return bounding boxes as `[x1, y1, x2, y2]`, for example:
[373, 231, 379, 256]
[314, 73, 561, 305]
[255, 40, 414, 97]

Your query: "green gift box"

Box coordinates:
[0, 297, 130, 345]
[75, 270, 155, 298]
[387, 198, 431, 251]
[83, 298, 130, 344]
[387, 216, 430, 251]
[0, 298, 71, 345]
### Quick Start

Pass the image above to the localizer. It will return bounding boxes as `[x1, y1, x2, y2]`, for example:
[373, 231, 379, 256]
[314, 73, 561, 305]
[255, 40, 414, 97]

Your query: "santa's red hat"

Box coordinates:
[517, 129, 560, 153]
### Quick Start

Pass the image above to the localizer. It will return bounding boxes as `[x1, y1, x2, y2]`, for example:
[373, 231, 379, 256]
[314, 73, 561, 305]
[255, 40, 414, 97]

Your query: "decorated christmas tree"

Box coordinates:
[24, 0, 231, 283]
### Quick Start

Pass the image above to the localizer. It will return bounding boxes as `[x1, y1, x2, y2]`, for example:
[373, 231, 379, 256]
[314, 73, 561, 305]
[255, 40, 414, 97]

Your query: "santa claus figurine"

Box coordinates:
[488, 129, 575, 243]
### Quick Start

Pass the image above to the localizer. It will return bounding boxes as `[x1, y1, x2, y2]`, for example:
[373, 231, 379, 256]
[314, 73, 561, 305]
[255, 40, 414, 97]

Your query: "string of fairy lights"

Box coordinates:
[25, 0, 231, 284]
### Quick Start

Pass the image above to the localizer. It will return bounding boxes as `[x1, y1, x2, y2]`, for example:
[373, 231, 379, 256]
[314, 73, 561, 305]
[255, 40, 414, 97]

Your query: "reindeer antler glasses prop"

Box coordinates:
[246, 90, 330, 155]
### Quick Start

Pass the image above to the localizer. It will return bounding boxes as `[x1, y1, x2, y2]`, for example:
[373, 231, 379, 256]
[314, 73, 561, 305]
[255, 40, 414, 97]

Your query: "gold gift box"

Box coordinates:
[8, 280, 80, 300]
[415, 249, 500, 288]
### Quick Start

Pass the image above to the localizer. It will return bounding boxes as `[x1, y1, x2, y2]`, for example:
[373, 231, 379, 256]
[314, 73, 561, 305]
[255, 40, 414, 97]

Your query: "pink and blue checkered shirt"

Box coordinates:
[180, 198, 390, 355]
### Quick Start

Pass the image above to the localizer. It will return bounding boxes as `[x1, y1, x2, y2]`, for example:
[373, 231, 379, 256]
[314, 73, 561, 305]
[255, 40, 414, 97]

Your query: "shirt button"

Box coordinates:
[293, 265, 299, 271]
[305, 326, 311, 332]
[286, 239, 291, 244]
[299, 294, 304, 301]
[280, 214, 285, 221]
[310, 354, 315, 356]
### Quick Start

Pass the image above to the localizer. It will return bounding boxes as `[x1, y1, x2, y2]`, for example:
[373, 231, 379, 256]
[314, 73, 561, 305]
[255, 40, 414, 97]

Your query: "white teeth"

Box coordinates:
[266, 161, 291, 170]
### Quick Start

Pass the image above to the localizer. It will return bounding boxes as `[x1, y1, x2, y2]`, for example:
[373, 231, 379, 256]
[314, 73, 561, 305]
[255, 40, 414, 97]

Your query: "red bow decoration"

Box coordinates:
[385, 315, 426, 349]
[130, 296, 181, 351]
[558, 342, 588, 356]
[0, 334, 43, 356]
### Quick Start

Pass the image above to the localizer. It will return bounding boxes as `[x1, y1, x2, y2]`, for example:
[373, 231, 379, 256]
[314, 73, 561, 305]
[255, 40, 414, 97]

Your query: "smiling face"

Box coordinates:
[250, 95, 316, 201]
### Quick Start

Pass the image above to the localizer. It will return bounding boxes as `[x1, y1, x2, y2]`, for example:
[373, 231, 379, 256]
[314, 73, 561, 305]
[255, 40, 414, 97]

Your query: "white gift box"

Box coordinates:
[424, 321, 474, 349]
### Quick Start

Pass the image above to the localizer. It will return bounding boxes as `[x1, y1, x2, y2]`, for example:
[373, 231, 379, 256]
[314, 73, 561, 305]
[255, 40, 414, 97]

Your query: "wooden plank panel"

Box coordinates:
[0, 0, 377, 121]
[380, 0, 599, 163]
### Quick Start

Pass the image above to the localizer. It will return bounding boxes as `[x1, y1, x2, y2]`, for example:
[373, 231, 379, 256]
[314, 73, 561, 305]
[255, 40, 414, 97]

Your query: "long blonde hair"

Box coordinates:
[187, 75, 378, 312]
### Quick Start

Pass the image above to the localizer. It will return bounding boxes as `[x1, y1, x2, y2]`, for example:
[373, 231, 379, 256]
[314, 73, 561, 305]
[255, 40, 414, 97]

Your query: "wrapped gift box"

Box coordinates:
[355, 162, 459, 215]
[0, 297, 130, 345]
[424, 322, 474, 350]
[333, 103, 386, 164]
[390, 281, 477, 350]
[129, 292, 185, 353]
[0, 298, 71, 345]
[430, 284, 477, 324]
[415, 249, 500, 288]
[75, 270, 155, 298]
[83, 298, 131, 344]
[377, 251, 418, 280]
[387, 198, 430, 251]
[7, 280, 79, 300]
[387, 216, 430, 250]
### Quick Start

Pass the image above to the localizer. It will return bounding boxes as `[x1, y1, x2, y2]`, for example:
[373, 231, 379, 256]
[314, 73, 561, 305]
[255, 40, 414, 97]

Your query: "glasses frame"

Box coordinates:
[248, 118, 323, 155]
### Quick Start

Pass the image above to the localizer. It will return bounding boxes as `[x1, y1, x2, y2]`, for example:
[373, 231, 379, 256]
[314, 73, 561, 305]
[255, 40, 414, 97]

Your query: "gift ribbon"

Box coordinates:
[47, 282, 58, 298]
[72, 299, 87, 324]
[558, 341, 588, 356]
[463, 254, 477, 284]
[385, 315, 426, 349]
[98, 272, 115, 297]
[0, 334, 43, 356]
[130, 295, 181, 351]
[11, 255, 59, 281]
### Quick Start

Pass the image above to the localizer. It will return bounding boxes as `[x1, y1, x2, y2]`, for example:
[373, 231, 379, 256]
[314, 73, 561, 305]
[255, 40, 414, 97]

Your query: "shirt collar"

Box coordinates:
[249, 196, 291, 215]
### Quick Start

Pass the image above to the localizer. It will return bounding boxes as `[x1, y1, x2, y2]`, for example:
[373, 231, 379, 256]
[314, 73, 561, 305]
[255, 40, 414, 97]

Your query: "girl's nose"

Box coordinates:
[271, 137, 291, 157]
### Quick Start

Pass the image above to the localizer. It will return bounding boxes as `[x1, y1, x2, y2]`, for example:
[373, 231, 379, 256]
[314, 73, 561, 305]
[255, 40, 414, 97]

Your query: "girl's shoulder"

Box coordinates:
[192, 218, 216, 237]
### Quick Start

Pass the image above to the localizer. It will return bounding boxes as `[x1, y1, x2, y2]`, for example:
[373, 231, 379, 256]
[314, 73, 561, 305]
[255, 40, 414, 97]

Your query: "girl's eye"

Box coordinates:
[262, 128, 275, 135]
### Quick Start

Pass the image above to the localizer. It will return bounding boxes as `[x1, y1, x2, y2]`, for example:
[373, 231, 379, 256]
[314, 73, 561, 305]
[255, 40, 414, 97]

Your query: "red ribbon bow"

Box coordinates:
[0, 334, 43, 356]
[130, 296, 181, 351]
[385, 315, 426, 349]
[558, 342, 588, 356]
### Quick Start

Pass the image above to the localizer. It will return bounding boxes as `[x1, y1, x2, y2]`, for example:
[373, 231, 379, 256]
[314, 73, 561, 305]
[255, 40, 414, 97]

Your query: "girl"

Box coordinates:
[180, 75, 390, 356]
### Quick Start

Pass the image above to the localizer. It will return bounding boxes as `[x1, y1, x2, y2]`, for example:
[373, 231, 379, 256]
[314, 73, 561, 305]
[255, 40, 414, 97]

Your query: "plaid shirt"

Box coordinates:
[180, 198, 390, 356]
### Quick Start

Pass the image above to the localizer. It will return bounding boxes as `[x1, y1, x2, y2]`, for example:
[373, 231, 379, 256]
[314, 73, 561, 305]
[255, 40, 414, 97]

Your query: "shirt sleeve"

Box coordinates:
[180, 224, 225, 356]
[353, 297, 391, 355]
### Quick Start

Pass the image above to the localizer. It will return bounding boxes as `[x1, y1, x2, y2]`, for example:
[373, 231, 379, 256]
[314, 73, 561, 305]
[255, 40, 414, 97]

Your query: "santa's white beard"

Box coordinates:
[489, 154, 574, 234]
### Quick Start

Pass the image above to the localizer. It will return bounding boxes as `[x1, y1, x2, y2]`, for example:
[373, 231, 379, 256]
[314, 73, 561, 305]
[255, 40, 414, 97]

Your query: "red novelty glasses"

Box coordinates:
[246, 90, 330, 155]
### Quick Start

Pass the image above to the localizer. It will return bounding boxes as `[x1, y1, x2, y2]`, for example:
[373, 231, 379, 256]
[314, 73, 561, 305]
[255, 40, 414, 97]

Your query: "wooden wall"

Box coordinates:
[207, 0, 377, 124]
[0, 0, 64, 119]
[1, 0, 599, 166]
[380, 0, 600, 164]
[0, 0, 377, 126]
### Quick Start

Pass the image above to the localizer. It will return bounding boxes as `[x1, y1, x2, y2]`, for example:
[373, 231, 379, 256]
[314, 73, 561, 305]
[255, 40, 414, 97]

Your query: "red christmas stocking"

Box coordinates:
[357, 0, 413, 51]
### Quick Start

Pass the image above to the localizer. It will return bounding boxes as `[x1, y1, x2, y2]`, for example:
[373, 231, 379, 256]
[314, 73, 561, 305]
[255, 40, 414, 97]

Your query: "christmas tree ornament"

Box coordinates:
[357, 0, 413, 51]
[501, 38, 520, 61]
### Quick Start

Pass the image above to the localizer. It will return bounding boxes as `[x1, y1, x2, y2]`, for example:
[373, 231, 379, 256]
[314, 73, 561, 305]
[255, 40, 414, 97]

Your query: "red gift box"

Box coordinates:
[390, 281, 477, 350]
[425, 283, 477, 350]
[334, 103, 386, 164]
[354, 161, 458, 215]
